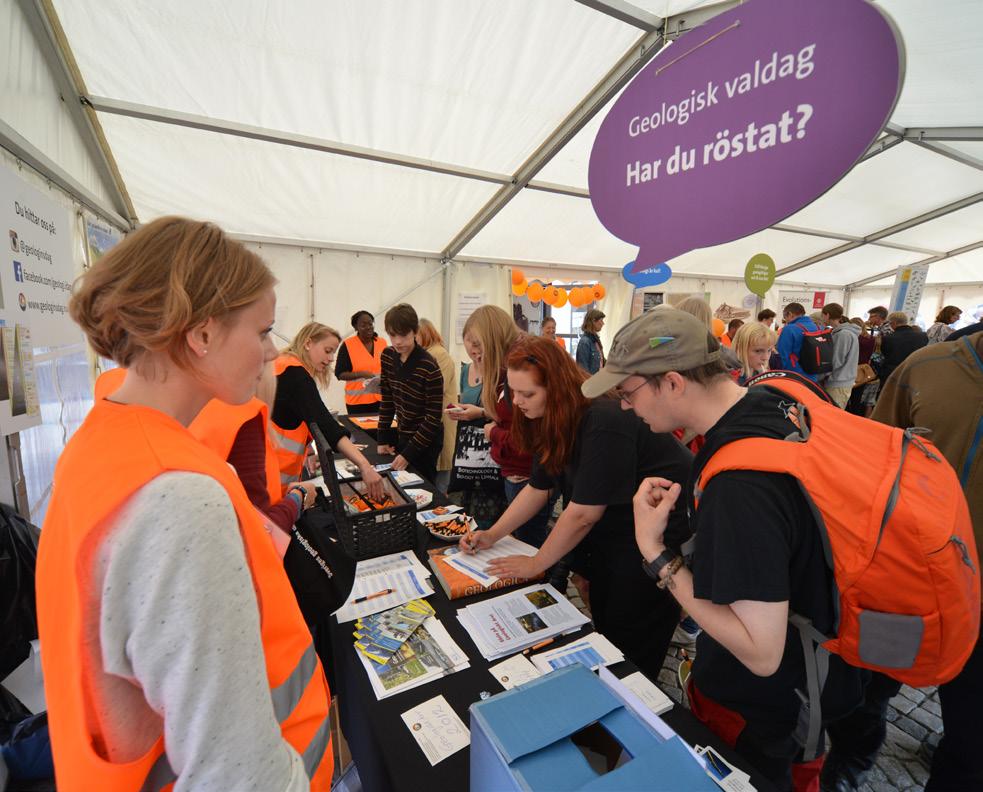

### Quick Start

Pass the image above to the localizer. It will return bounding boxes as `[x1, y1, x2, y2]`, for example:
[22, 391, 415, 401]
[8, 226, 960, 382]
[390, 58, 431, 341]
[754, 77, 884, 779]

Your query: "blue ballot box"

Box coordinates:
[469, 665, 718, 791]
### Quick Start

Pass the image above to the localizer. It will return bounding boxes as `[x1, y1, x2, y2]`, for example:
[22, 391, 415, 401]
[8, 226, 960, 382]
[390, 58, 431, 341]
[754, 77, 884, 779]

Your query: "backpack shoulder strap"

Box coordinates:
[746, 370, 834, 404]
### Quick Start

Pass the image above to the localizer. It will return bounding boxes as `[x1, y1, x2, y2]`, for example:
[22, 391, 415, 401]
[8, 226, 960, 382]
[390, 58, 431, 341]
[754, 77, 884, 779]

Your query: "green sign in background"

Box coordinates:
[744, 253, 776, 297]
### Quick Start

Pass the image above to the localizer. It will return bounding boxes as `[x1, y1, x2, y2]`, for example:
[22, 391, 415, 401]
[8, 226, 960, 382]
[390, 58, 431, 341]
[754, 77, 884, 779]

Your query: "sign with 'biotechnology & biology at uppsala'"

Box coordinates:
[589, 0, 904, 273]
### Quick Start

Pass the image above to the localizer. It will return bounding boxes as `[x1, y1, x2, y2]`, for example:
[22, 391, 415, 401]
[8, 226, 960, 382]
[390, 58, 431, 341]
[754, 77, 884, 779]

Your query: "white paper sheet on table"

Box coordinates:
[401, 694, 470, 766]
[443, 535, 539, 586]
[355, 551, 431, 580]
[529, 632, 624, 674]
[488, 653, 543, 690]
[456, 583, 590, 660]
[334, 568, 434, 622]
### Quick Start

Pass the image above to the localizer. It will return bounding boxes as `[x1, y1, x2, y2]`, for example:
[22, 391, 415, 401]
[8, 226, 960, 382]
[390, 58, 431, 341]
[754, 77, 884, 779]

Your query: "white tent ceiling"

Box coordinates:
[37, 0, 983, 286]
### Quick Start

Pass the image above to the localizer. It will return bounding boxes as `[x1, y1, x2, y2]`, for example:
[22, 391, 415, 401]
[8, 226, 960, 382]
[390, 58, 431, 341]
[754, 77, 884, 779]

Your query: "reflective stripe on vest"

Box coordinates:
[38, 401, 332, 791]
[138, 642, 325, 792]
[343, 336, 384, 406]
[270, 426, 308, 455]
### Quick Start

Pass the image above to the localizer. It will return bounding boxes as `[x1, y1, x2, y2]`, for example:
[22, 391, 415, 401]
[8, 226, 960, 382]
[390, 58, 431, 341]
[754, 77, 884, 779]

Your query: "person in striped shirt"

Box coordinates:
[377, 303, 445, 483]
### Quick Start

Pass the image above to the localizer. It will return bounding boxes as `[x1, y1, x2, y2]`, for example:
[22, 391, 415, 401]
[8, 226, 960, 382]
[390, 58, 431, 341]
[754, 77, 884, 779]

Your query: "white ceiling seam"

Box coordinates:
[775, 192, 983, 278]
[844, 239, 983, 289]
[439, 24, 667, 260]
[30, 0, 983, 285]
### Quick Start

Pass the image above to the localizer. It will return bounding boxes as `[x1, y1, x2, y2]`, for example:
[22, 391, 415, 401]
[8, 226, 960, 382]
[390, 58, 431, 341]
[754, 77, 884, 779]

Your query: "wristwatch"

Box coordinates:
[641, 549, 678, 581]
[287, 485, 309, 508]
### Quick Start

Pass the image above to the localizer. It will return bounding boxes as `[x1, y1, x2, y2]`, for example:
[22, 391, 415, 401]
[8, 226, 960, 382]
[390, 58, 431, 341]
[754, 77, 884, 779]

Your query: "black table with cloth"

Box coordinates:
[319, 417, 775, 792]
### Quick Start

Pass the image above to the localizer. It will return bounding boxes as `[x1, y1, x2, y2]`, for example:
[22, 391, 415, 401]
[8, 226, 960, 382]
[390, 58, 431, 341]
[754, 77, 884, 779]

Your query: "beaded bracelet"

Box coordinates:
[656, 556, 685, 590]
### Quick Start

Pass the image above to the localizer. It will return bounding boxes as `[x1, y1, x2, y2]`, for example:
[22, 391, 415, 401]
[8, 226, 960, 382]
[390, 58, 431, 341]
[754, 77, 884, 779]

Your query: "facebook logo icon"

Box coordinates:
[13, 261, 22, 282]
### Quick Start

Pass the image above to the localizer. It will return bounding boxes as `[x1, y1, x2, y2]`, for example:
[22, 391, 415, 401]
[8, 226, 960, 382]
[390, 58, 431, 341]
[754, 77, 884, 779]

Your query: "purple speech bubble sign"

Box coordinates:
[588, 0, 904, 273]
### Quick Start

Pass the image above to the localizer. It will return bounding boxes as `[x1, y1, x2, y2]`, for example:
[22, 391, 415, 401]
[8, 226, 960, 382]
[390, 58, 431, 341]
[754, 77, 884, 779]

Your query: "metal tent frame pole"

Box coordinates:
[21, 0, 136, 227]
[774, 193, 983, 278]
[843, 240, 983, 290]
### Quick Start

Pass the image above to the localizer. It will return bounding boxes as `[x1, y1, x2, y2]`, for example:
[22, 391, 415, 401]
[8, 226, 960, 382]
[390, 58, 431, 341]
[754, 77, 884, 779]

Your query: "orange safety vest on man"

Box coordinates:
[190, 397, 282, 505]
[271, 353, 315, 494]
[342, 335, 385, 409]
[37, 400, 332, 792]
[93, 367, 127, 400]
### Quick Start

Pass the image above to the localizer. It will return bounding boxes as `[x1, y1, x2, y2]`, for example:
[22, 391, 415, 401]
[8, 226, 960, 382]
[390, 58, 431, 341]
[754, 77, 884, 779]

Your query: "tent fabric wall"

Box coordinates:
[247, 242, 450, 413]
[0, 0, 117, 210]
[847, 284, 983, 330]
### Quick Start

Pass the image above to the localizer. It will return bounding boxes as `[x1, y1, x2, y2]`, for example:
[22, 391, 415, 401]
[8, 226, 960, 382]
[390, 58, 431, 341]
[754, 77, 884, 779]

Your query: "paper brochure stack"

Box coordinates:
[356, 616, 470, 700]
[334, 551, 435, 623]
[456, 584, 590, 661]
[353, 599, 435, 665]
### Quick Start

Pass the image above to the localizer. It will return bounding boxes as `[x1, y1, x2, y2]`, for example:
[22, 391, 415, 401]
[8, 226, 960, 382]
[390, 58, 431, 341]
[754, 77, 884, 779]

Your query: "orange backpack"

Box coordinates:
[695, 370, 980, 755]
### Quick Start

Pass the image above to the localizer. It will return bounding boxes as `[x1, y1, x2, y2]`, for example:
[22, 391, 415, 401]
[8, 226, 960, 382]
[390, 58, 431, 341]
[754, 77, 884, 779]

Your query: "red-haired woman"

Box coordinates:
[461, 336, 693, 679]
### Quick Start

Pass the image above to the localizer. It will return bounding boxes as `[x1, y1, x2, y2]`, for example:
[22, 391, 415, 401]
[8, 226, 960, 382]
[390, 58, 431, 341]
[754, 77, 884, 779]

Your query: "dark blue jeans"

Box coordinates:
[502, 478, 555, 548]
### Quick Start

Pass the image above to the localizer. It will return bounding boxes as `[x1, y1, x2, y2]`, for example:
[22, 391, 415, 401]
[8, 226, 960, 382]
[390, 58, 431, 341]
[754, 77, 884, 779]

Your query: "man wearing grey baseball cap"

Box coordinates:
[583, 308, 863, 791]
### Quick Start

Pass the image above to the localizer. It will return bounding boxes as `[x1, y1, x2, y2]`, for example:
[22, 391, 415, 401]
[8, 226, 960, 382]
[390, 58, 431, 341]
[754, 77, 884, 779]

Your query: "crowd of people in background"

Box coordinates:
[36, 215, 981, 792]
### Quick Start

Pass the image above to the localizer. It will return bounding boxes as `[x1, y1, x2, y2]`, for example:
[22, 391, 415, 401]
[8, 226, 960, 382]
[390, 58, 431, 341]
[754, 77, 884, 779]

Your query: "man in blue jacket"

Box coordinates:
[777, 302, 819, 381]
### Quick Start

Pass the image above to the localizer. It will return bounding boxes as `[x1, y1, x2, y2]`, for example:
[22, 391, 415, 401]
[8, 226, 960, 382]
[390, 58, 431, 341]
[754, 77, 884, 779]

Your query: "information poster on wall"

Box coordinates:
[0, 323, 40, 435]
[888, 262, 929, 318]
[85, 216, 123, 264]
[1, 165, 79, 349]
[456, 292, 486, 339]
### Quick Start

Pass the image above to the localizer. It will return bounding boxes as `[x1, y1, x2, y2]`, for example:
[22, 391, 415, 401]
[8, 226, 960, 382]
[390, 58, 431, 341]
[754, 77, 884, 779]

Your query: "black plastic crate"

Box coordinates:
[310, 424, 419, 561]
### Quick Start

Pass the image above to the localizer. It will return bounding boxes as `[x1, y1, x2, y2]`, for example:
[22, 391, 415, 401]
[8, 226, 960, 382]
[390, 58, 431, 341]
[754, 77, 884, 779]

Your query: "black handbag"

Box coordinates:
[0, 504, 40, 681]
[283, 506, 356, 624]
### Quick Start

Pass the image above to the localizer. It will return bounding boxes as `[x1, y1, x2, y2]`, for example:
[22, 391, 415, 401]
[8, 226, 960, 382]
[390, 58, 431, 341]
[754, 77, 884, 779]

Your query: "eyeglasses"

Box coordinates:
[616, 377, 651, 404]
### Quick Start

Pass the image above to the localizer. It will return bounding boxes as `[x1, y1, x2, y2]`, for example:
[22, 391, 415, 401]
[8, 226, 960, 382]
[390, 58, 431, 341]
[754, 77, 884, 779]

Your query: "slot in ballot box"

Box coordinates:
[470, 665, 718, 791]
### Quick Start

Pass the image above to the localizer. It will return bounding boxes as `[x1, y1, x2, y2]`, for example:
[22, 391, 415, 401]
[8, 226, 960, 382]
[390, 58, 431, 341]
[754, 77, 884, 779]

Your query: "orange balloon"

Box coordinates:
[712, 317, 726, 337]
[527, 281, 544, 303]
[511, 268, 525, 286]
[594, 283, 606, 300]
[512, 279, 528, 297]
[570, 287, 583, 307]
[554, 289, 568, 308]
[542, 287, 555, 306]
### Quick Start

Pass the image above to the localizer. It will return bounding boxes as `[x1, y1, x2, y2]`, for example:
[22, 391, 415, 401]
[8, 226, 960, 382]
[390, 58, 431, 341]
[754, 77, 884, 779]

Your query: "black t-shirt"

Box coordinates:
[689, 388, 865, 729]
[529, 399, 693, 559]
[272, 366, 349, 450]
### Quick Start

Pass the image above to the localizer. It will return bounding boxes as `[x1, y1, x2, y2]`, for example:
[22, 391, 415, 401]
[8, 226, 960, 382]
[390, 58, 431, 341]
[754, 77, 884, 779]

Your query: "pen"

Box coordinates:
[523, 638, 555, 656]
[352, 588, 395, 604]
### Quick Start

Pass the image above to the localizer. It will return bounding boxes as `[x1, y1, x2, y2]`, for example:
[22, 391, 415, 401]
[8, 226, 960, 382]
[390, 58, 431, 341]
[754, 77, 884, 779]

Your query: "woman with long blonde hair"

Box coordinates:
[271, 321, 385, 500]
[450, 305, 556, 552]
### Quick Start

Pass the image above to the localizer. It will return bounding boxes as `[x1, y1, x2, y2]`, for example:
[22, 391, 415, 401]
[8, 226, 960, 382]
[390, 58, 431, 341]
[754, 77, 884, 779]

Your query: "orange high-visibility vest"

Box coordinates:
[93, 367, 127, 400]
[271, 353, 314, 494]
[190, 397, 282, 505]
[37, 400, 332, 792]
[342, 335, 385, 407]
